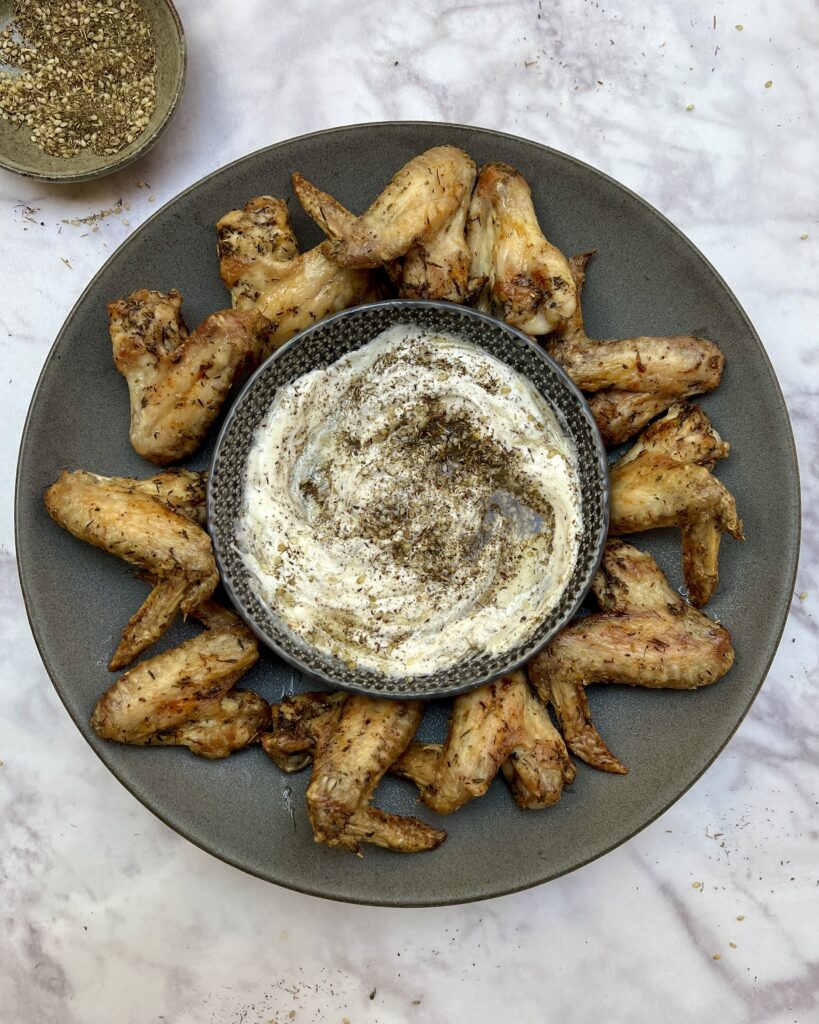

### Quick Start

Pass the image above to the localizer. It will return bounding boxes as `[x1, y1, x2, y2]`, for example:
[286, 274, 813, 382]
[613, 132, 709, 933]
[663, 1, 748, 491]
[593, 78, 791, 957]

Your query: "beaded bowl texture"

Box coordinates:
[208, 300, 610, 699]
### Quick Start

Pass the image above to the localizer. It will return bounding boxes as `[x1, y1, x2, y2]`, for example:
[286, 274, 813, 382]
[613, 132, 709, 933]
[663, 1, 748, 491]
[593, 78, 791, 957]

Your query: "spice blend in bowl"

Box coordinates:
[209, 301, 610, 700]
[0, 0, 184, 181]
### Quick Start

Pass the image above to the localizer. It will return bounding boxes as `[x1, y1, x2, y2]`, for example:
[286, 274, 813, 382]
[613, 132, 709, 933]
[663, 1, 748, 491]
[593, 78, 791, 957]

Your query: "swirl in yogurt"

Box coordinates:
[237, 325, 582, 676]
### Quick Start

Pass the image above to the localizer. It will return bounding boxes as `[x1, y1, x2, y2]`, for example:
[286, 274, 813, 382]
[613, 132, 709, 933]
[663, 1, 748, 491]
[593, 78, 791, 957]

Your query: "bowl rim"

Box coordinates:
[207, 298, 610, 699]
[0, 0, 186, 183]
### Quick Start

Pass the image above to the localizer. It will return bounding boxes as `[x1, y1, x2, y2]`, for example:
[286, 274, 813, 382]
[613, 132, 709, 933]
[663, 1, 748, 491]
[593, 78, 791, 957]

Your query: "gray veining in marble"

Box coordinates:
[1, 1, 817, 1022]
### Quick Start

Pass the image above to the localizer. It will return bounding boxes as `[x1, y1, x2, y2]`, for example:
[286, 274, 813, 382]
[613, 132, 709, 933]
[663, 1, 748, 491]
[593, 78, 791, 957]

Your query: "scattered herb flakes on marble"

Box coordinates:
[0, 0, 157, 159]
[61, 199, 125, 227]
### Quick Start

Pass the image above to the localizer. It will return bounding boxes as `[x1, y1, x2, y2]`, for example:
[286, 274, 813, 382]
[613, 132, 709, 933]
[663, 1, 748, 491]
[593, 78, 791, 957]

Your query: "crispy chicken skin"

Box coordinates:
[304, 146, 475, 269]
[262, 691, 348, 772]
[466, 162, 576, 335]
[586, 390, 687, 447]
[617, 401, 730, 469]
[44, 468, 218, 669]
[527, 541, 735, 773]
[216, 196, 381, 351]
[392, 671, 574, 813]
[92, 603, 268, 758]
[108, 289, 270, 465]
[393, 675, 524, 815]
[547, 251, 725, 444]
[294, 164, 476, 303]
[610, 404, 743, 606]
[92, 467, 208, 525]
[305, 696, 446, 855]
[501, 681, 577, 809]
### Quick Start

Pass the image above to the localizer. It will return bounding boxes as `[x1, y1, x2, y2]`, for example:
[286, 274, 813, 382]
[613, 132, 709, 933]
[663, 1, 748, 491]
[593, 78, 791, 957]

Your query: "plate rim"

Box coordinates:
[14, 120, 802, 906]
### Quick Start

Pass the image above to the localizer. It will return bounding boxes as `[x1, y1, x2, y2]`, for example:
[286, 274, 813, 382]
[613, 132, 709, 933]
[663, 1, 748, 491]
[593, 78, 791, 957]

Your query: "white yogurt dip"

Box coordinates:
[237, 324, 582, 676]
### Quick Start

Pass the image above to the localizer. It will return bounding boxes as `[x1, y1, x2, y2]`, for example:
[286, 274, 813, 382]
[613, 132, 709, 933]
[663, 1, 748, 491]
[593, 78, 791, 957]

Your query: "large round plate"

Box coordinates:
[15, 122, 800, 906]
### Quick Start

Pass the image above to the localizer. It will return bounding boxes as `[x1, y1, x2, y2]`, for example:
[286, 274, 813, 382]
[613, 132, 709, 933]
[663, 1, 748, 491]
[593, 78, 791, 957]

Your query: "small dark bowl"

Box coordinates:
[208, 300, 609, 699]
[0, 0, 185, 183]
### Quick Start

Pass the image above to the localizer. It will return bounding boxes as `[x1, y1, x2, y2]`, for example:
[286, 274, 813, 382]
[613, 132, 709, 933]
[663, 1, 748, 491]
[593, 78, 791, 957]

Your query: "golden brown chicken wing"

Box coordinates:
[465, 162, 576, 334]
[610, 405, 743, 605]
[303, 146, 475, 270]
[44, 468, 218, 669]
[586, 390, 686, 447]
[108, 289, 270, 465]
[262, 690, 348, 772]
[527, 541, 735, 773]
[293, 161, 476, 303]
[546, 251, 725, 444]
[92, 602, 268, 758]
[392, 671, 574, 813]
[216, 195, 381, 350]
[305, 695, 445, 855]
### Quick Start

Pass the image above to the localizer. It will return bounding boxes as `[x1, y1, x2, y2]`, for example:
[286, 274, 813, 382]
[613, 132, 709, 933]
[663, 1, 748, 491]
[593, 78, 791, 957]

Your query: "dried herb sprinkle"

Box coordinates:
[0, 0, 157, 159]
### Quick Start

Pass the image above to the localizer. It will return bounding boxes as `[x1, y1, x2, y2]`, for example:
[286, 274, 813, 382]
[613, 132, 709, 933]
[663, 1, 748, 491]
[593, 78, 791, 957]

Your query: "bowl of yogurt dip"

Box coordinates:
[208, 300, 609, 698]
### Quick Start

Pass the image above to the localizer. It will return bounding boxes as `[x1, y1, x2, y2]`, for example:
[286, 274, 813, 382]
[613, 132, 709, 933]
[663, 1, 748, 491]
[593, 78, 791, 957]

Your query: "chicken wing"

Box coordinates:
[586, 390, 685, 447]
[610, 406, 743, 606]
[465, 162, 576, 335]
[108, 289, 270, 464]
[92, 602, 268, 758]
[216, 196, 381, 350]
[616, 401, 730, 470]
[500, 680, 578, 809]
[303, 146, 475, 270]
[546, 251, 725, 443]
[527, 541, 735, 773]
[262, 690, 348, 772]
[92, 467, 208, 525]
[44, 468, 218, 669]
[294, 163, 476, 303]
[392, 671, 574, 813]
[305, 695, 445, 855]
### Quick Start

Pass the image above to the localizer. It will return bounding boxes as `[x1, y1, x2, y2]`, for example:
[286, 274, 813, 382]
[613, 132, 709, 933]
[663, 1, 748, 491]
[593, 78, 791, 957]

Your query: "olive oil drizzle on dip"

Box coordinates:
[238, 325, 582, 676]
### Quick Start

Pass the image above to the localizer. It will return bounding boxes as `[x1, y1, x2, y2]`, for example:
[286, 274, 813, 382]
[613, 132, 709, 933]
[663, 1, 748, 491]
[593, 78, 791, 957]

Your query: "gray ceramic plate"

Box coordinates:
[15, 123, 800, 906]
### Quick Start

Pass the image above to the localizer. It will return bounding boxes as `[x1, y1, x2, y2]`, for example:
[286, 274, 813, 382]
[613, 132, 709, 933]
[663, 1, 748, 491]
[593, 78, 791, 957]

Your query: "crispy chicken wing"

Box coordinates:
[527, 541, 735, 773]
[466, 162, 576, 334]
[303, 146, 475, 270]
[92, 602, 268, 758]
[617, 401, 730, 469]
[304, 696, 445, 855]
[216, 196, 381, 351]
[586, 390, 684, 447]
[393, 675, 523, 815]
[392, 671, 574, 813]
[294, 163, 476, 303]
[546, 251, 725, 444]
[94, 467, 208, 525]
[501, 680, 577, 809]
[108, 289, 270, 464]
[44, 468, 218, 669]
[610, 405, 743, 605]
[262, 690, 348, 772]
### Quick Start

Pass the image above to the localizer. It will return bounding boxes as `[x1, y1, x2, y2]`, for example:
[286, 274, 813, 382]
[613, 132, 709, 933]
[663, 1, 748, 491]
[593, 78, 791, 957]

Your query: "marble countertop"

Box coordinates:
[2, 1, 816, 1021]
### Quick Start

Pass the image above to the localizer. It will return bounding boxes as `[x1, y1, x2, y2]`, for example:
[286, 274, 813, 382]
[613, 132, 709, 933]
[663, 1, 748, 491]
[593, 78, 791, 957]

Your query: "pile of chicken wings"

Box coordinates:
[44, 145, 742, 856]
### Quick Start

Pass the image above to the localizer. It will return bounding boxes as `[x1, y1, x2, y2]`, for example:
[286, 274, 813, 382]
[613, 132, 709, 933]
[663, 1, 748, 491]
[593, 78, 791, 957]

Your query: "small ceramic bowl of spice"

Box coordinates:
[0, 0, 185, 182]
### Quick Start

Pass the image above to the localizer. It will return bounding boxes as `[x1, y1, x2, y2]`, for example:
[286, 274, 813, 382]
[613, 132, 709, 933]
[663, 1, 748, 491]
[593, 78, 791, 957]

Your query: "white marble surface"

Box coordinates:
[2, 1, 817, 1021]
